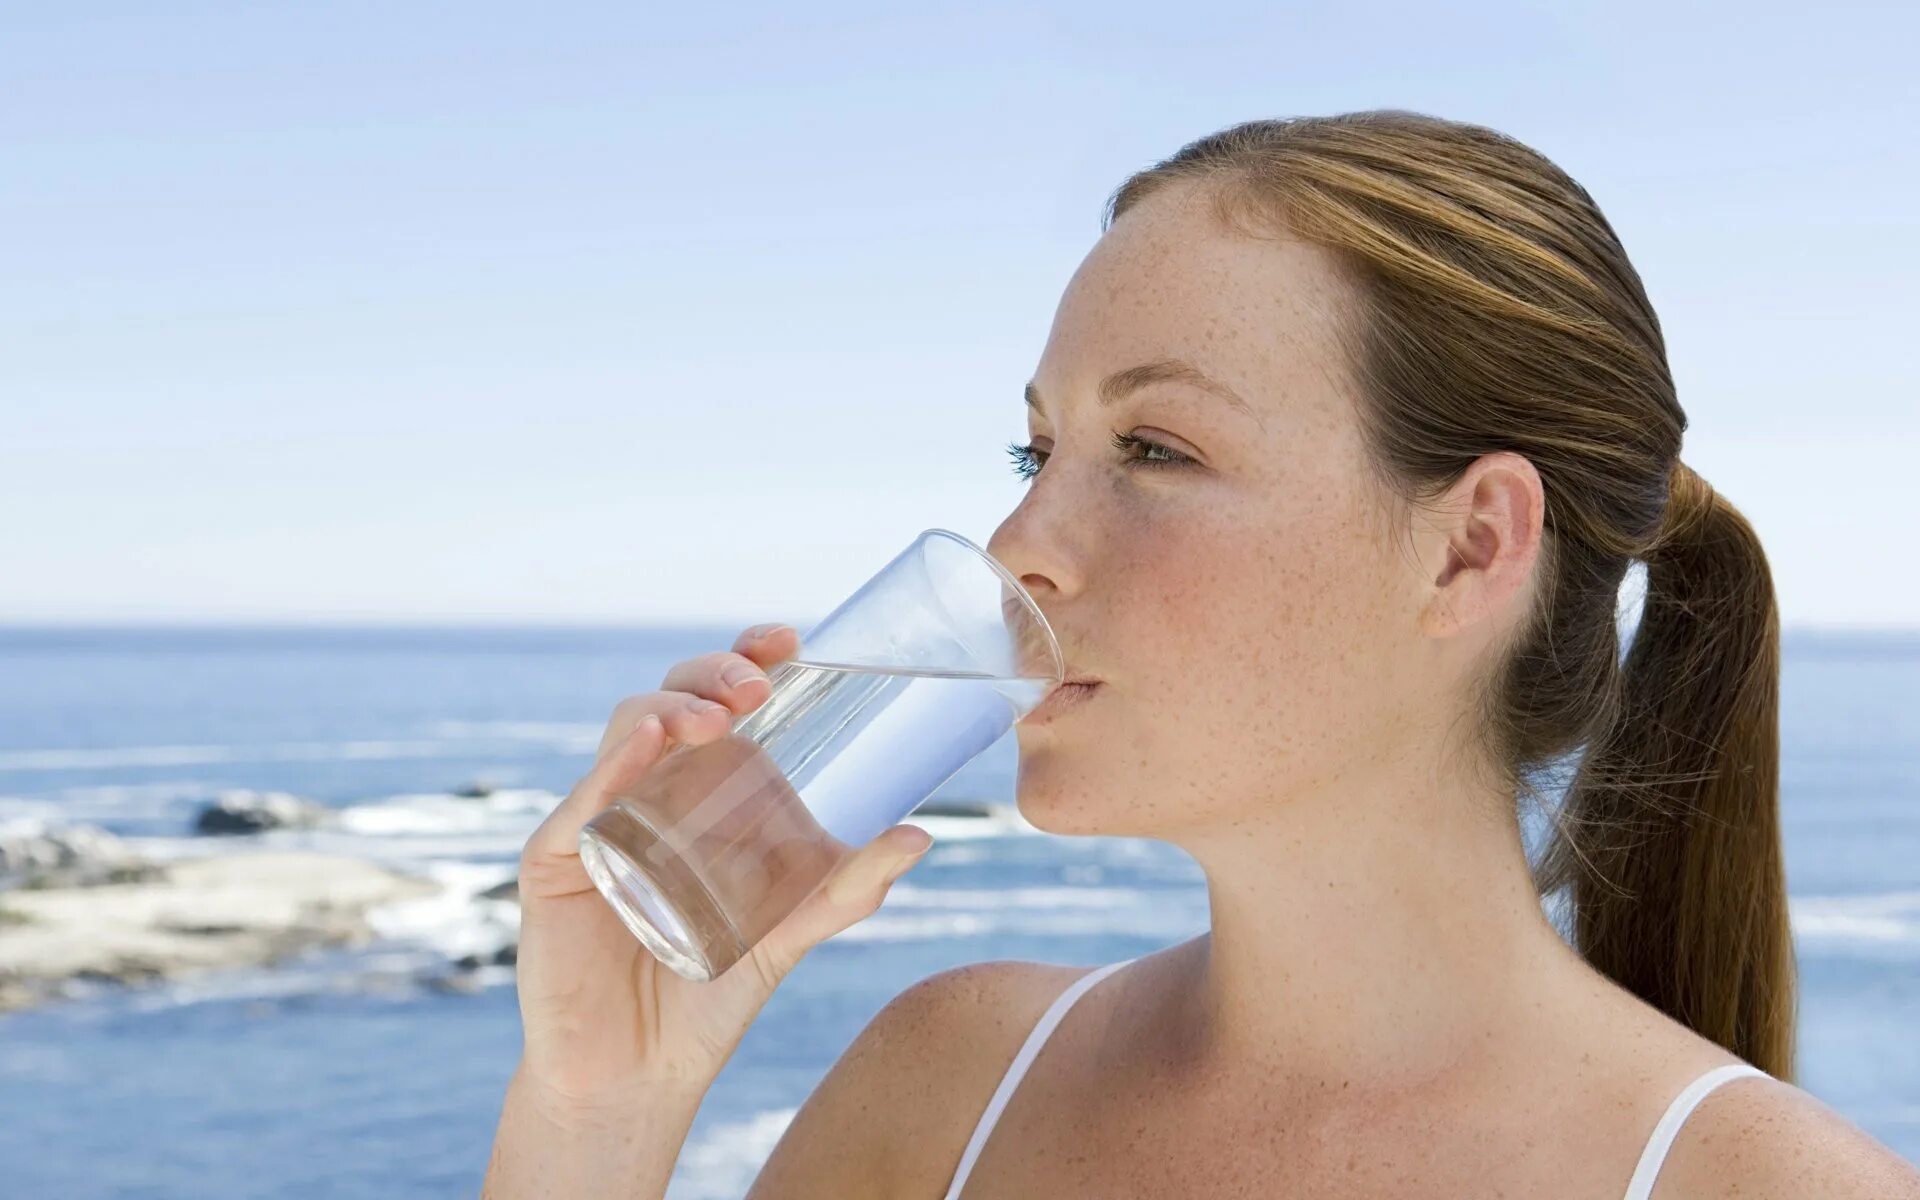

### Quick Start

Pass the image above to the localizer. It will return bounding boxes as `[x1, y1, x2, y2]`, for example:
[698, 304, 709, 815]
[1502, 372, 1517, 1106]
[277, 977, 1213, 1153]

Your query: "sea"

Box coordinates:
[0, 624, 1915, 1197]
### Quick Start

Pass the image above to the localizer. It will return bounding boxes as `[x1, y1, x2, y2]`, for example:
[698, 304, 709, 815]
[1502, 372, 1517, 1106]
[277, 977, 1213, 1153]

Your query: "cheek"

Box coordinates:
[1115, 490, 1397, 766]
[1119, 497, 1361, 684]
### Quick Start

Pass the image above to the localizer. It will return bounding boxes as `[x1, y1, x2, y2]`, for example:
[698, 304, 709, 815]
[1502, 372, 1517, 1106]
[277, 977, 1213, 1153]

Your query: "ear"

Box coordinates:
[1416, 451, 1545, 639]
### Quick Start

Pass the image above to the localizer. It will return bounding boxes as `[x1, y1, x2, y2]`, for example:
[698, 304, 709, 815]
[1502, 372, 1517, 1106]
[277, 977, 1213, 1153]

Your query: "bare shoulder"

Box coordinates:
[744, 958, 1094, 1199]
[1655, 1073, 1920, 1199]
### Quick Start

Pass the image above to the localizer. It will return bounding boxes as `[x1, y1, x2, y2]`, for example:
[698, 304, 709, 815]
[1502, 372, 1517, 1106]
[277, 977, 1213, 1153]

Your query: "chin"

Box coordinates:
[1011, 757, 1124, 837]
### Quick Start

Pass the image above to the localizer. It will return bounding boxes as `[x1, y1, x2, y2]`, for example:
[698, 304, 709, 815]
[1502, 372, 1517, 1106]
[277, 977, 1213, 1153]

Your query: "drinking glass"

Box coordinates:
[578, 528, 1064, 982]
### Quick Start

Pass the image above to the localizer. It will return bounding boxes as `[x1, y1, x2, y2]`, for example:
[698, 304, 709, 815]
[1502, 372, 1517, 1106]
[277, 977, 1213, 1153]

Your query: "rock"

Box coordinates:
[914, 797, 997, 819]
[0, 819, 162, 890]
[193, 790, 332, 836]
[478, 877, 519, 902]
[453, 780, 500, 799]
[430, 941, 517, 1001]
[72, 961, 166, 987]
[425, 971, 483, 995]
[452, 943, 516, 972]
[0, 851, 442, 1013]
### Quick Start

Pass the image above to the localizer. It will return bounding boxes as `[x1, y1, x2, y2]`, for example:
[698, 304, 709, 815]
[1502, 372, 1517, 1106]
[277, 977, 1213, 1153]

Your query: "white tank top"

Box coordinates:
[939, 956, 1770, 1200]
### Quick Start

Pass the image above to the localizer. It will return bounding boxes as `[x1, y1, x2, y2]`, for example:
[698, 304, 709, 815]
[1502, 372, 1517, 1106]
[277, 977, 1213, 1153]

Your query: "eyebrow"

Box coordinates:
[1024, 358, 1262, 426]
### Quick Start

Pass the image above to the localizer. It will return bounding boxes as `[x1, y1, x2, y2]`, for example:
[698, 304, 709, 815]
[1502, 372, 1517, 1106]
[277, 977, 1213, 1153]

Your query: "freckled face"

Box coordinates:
[986, 185, 1419, 837]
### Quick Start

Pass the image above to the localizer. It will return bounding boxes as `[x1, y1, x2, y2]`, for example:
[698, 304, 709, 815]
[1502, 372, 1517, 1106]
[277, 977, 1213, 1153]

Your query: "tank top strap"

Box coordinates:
[940, 956, 1140, 1200]
[1620, 1062, 1770, 1200]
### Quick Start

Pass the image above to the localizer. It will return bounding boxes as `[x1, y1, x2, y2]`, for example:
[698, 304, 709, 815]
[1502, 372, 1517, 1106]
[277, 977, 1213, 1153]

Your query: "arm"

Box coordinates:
[1659, 1075, 1920, 1199]
[477, 622, 935, 1199]
[482, 1064, 706, 1200]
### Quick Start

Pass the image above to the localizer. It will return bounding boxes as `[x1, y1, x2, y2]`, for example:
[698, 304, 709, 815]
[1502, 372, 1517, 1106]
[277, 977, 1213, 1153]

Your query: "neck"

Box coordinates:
[1155, 753, 1579, 1088]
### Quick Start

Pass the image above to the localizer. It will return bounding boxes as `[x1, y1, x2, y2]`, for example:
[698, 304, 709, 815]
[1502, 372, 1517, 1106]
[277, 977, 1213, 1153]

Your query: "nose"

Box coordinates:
[987, 511, 1065, 605]
[986, 498, 1084, 685]
[986, 488, 1090, 614]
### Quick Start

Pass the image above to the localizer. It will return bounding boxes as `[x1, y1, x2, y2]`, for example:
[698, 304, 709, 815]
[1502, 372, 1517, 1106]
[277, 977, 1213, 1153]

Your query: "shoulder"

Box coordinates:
[871, 956, 1093, 1041]
[1653, 1072, 1920, 1199]
[745, 958, 1092, 1199]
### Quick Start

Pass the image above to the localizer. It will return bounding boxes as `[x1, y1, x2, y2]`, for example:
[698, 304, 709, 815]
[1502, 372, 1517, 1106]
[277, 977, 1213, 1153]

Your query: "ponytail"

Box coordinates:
[1537, 460, 1797, 1080]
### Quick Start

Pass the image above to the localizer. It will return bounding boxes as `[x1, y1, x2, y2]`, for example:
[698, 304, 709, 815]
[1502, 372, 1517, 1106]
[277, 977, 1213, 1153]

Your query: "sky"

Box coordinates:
[4, 1, 1916, 629]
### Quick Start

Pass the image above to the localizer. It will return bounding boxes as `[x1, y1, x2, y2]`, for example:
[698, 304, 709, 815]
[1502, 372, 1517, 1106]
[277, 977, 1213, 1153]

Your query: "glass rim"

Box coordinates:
[920, 527, 1066, 687]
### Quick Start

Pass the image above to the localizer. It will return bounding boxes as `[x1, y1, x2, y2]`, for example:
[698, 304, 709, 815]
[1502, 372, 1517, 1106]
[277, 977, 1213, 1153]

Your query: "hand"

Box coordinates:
[508, 622, 934, 1113]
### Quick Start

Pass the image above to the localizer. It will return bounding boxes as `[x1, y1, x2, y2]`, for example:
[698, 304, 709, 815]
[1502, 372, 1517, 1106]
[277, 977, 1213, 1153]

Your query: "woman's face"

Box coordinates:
[987, 184, 1430, 839]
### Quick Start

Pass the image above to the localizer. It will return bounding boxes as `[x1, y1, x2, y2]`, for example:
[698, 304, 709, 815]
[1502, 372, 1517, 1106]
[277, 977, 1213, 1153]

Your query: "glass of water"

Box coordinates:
[578, 528, 1064, 983]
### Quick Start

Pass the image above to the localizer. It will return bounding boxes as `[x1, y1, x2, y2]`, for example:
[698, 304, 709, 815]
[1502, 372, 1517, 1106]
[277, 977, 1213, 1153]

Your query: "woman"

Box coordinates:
[483, 111, 1920, 1198]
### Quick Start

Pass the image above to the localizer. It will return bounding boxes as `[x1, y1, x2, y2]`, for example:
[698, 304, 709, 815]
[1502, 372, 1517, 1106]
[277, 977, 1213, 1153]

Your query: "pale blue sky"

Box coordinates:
[5, 2, 1915, 628]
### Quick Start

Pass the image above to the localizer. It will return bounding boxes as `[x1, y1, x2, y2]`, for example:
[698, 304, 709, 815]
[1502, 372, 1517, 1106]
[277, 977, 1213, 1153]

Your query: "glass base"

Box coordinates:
[578, 806, 721, 983]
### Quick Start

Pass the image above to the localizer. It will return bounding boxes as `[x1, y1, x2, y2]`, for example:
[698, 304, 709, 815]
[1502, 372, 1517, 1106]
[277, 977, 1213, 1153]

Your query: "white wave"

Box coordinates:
[923, 842, 990, 864]
[839, 892, 1210, 943]
[424, 720, 602, 747]
[857, 887, 1920, 948]
[58, 780, 220, 810]
[886, 883, 1159, 909]
[673, 1108, 798, 1200]
[903, 809, 1039, 841]
[0, 794, 61, 822]
[335, 788, 557, 836]
[1791, 891, 1920, 945]
[0, 735, 585, 772]
[121, 829, 532, 871]
[365, 859, 520, 960]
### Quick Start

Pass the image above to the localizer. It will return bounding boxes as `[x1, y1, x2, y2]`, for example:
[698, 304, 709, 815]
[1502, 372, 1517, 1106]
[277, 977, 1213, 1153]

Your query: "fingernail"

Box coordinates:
[721, 662, 766, 689]
[690, 698, 728, 714]
[745, 622, 788, 641]
[629, 713, 663, 742]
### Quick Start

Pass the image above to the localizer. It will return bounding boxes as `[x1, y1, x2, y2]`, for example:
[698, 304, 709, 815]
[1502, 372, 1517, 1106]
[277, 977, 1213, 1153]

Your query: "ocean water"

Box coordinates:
[0, 625, 1914, 1197]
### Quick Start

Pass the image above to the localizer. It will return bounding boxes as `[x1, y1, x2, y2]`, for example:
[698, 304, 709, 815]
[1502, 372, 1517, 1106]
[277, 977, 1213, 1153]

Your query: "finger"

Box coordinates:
[655, 693, 739, 744]
[660, 624, 800, 713]
[527, 712, 670, 861]
[732, 621, 800, 664]
[592, 691, 738, 762]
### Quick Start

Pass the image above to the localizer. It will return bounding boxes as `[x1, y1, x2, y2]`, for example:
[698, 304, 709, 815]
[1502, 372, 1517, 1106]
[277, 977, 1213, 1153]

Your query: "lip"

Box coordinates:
[1025, 679, 1102, 723]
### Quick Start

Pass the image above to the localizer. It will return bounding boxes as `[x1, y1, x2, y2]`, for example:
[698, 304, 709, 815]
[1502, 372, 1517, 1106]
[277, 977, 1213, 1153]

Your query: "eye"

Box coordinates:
[1005, 432, 1195, 481]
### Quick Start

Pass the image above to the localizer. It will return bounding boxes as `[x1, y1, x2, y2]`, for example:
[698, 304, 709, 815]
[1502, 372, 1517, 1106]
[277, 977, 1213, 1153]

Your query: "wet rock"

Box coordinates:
[478, 877, 519, 902]
[193, 790, 332, 836]
[0, 820, 163, 890]
[914, 797, 997, 819]
[452, 943, 517, 972]
[425, 971, 483, 995]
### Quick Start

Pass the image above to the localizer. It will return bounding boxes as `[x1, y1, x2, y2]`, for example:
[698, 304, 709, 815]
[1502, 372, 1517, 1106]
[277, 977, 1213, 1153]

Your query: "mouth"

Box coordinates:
[1026, 676, 1102, 722]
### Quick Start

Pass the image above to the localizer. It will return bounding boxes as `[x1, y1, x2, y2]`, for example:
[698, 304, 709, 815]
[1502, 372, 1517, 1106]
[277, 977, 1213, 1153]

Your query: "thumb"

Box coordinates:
[823, 824, 934, 906]
[745, 825, 933, 982]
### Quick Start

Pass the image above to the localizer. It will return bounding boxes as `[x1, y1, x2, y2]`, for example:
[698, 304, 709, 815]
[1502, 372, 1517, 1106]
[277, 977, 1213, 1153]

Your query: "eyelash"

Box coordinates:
[1005, 431, 1193, 480]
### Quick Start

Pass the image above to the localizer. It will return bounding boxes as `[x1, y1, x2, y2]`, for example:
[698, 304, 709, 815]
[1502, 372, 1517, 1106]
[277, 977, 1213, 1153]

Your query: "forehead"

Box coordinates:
[1035, 186, 1358, 419]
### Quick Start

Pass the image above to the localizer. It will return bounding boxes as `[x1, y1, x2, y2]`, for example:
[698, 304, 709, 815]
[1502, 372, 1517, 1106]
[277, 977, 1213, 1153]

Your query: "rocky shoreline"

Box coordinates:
[0, 840, 448, 1013]
[0, 797, 502, 1013]
[0, 787, 1020, 1014]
